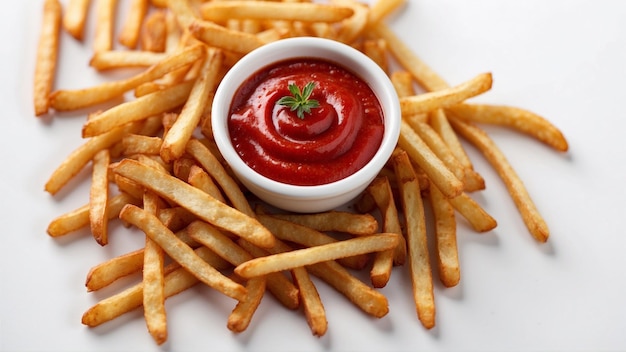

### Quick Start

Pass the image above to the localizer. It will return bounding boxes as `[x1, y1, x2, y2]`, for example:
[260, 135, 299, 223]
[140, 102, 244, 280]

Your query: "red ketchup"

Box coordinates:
[228, 59, 384, 186]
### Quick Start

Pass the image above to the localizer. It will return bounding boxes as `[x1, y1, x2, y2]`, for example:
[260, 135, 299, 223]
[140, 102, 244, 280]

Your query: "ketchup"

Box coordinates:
[228, 59, 384, 186]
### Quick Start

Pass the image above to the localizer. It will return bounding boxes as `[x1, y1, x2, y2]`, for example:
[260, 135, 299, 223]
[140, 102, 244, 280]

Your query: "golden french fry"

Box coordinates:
[428, 184, 460, 288]
[306, 260, 389, 318]
[142, 191, 167, 345]
[161, 48, 224, 162]
[448, 192, 497, 233]
[447, 103, 569, 152]
[89, 149, 111, 245]
[399, 73, 492, 116]
[33, 0, 61, 116]
[82, 80, 194, 137]
[291, 266, 327, 337]
[122, 134, 163, 156]
[411, 119, 466, 184]
[365, 177, 406, 289]
[141, 10, 167, 52]
[398, 120, 463, 198]
[227, 277, 266, 333]
[118, 0, 148, 48]
[187, 165, 226, 203]
[120, 204, 247, 301]
[47, 192, 139, 237]
[234, 233, 399, 278]
[185, 139, 254, 217]
[157, 207, 197, 232]
[165, 0, 199, 29]
[90, 50, 168, 70]
[188, 20, 265, 55]
[429, 108, 485, 192]
[50, 44, 204, 111]
[392, 149, 435, 329]
[188, 221, 300, 310]
[268, 211, 378, 236]
[200, 1, 354, 23]
[82, 246, 230, 327]
[93, 0, 117, 53]
[449, 118, 550, 242]
[256, 214, 370, 270]
[63, 0, 90, 40]
[112, 159, 275, 248]
[362, 39, 389, 73]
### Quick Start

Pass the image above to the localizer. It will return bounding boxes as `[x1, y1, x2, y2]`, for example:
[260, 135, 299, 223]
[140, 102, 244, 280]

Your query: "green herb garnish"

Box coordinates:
[276, 82, 320, 119]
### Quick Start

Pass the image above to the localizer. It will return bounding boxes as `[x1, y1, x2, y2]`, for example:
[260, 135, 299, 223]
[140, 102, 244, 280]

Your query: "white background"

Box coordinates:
[2, 0, 626, 351]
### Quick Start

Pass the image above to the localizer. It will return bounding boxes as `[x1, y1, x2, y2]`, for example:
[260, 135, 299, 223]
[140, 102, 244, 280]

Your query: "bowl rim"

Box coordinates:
[212, 37, 401, 200]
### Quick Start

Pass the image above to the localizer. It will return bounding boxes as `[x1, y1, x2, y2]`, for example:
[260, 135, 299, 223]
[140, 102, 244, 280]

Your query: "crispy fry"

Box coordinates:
[398, 121, 463, 198]
[112, 159, 275, 248]
[256, 214, 370, 270]
[399, 73, 492, 116]
[118, 0, 148, 48]
[429, 184, 460, 288]
[268, 211, 378, 236]
[93, 0, 117, 53]
[188, 20, 265, 55]
[63, 0, 90, 40]
[200, 1, 354, 23]
[449, 118, 550, 242]
[142, 191, 168, 345]
[86, 248, 143, 291]
[161, 48, 223, 162]
[122, 134, 163, 155]
[393, 149, 435, 329]
[448, 192, 497, 233]
[447, 103, 569, 152]
[235, 233, 399, 278]
[90, 50, 168, 70]
[89, 149, 111, 245]
[141, 10, 167, 52]
[120, 204, 247, 301]
[227, 277, 266, 332]
[47, 192, 139, 237]
[82, 80, 194, 137]
[187, 165, 226, 203]
[33, 0, 61, 116]
[430, 108, 485, 192]
[333, 0, 369, 44]
[50, 44, 204, 111]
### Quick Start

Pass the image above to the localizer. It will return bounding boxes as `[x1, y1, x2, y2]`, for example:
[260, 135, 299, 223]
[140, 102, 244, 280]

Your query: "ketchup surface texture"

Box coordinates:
[228, 59, 384, 186]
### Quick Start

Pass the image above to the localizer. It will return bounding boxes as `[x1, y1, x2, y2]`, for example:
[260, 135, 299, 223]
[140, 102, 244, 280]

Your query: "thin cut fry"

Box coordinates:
[429, 184, 460, 288]
[120, 204, 247, 301]
[63, 0, 90, 40]
[93, 0, 117, 53]
[90, 51, 167, 70]
[393, 149, 435, 329]
[447, 103, 569, 152]
[234, 233, 400, 278]
[187, 165, 226, 203]
[200, 1, 354, 23]
[268, 211, 378, 236]
[227, 277, 266, 332]
[399, 73, 493, 116]
[141, 10, 167, 52]
[449, 118, 550, 242]
[398, 121, 463, 198]
[189, 20, 265, 55]
[33, 0, 61, 116]
[161, 48, 224, 162]
[447, 192, 497, 233]
[89, 149, 111, 245]
[118, 0, 148, 49]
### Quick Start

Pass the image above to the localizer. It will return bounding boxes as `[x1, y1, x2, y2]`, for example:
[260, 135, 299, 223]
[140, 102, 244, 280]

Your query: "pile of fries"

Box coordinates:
[34, 0, 569, 345]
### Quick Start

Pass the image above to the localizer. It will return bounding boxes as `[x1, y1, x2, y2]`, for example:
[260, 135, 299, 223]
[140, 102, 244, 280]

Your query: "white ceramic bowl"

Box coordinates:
[212, 37, 400, 213]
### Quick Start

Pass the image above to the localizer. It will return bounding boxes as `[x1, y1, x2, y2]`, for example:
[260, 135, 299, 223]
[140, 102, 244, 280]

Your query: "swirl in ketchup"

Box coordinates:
[228, 59, 384, 186]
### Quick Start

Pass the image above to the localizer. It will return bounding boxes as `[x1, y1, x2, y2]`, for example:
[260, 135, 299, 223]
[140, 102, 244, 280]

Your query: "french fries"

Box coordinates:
[33, 0, 61, 116]
[37, 0, 568, 345]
